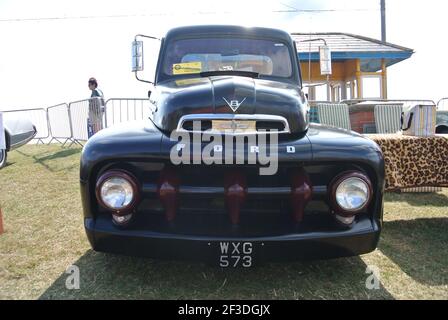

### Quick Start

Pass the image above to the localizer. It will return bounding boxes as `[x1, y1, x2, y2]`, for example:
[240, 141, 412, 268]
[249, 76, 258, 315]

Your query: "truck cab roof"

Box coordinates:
[164, 25, 294, 42]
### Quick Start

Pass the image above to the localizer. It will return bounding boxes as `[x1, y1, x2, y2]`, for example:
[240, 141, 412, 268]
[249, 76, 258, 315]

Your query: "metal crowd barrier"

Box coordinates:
[68, 97, 104, 146]
[104, 98, 152, 128]
[2, 108, 50, 144]
[47, 103, 72, 146]
[3, 98, 150, 148]
[45, 97, 149, 147]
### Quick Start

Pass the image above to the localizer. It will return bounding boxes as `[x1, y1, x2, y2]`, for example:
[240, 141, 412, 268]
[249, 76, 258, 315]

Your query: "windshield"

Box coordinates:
[161, 37, 294, 79]
[437, 112, 448, 123]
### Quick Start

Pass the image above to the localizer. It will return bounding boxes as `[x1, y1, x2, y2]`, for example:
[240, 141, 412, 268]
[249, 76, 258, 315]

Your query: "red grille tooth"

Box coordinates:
[290, 168, 312, 223]
[224, 170, 247, 225]
[158, 168, 180, 222]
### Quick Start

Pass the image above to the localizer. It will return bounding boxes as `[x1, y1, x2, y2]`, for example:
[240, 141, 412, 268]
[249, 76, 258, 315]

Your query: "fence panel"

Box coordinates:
[2, 108, 49, 143]
[104, 98, 152, 128]
[69, 97, 104, 143]
[47, 103, 71, 144]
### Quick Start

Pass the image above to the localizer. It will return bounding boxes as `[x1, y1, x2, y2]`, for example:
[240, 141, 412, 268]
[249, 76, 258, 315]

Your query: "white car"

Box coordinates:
[0, 112, 37, 169]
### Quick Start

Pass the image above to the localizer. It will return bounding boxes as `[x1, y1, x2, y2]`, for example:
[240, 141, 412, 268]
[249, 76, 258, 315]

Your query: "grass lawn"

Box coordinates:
[0, 144, 447, 300]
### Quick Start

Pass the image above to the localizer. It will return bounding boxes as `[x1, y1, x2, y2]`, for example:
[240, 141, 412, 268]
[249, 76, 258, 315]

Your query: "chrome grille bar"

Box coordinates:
[176, 113, 291, 135]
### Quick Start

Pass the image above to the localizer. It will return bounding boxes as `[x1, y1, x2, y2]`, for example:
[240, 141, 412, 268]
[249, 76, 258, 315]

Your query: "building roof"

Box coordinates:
[292, 32, 414, 72]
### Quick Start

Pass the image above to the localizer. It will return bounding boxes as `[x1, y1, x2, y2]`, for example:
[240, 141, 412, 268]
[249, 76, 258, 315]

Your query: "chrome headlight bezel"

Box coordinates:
[95, 170, 140, 215]
[330, 171, 373, 216]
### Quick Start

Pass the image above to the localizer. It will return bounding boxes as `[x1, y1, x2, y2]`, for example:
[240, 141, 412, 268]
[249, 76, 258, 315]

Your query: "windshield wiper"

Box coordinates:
[199, 70, 260, 78]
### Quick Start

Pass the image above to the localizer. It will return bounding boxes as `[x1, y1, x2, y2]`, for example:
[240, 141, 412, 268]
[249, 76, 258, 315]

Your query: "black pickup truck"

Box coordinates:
[80, 25, 385, 266]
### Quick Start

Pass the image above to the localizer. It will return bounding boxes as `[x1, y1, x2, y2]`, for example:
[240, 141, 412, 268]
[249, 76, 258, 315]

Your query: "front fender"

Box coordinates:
[80, 120, 164, 182]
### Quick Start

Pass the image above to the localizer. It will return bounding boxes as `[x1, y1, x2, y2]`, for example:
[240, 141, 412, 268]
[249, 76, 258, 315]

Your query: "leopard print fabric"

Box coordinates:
[368, 134, 448, 191]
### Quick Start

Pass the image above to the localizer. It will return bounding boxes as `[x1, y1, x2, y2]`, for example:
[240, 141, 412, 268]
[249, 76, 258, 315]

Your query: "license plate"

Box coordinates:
[217, 241, 256, 268]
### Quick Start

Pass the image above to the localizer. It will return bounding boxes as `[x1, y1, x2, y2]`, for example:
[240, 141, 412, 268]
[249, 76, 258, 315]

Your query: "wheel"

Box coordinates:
[436, 126, 448, 134]
[0, 149, 6, 169]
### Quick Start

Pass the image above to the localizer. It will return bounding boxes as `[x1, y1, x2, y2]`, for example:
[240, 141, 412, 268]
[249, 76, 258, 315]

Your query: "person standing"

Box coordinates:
[88, 77, 105, 136]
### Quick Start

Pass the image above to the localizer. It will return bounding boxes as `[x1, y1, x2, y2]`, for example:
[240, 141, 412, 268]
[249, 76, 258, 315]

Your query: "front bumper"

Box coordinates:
[85, 215, 381, 263]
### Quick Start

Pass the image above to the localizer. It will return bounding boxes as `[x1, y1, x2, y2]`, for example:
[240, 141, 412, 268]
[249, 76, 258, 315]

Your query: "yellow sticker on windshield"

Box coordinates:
[172, 62, 202, 75]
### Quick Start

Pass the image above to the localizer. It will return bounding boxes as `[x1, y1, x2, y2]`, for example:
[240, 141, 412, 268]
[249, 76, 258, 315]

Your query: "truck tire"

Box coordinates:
[436, 125, 448, 134]
[0, 149, 6, 169]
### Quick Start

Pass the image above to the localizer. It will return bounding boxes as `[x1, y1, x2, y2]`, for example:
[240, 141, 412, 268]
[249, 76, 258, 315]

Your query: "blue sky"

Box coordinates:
[0, 0, 446, 109]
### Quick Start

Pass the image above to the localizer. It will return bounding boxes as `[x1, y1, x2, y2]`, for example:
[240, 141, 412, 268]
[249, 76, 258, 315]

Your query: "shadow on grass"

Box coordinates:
[40, 250, 393, 300]
[15, 149, 50, 158]
[14, 147, 69, 159]
[14, 147, 81, 172]
[33, 148, 81, 162]
[15, 147, 81, 159]
[380, 218, 448, 286]
[31, 148, 81, 173]
[1, 161, 14, 169]
[384, 191, 448, 208]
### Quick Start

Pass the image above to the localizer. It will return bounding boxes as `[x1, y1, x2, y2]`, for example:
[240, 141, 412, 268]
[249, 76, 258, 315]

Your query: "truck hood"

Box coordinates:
[151, 76, 309, 134]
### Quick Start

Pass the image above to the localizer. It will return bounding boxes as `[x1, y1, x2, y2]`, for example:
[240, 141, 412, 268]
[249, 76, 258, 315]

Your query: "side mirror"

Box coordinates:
[132, 41, 144, 72]
[319, 45, 332, 76]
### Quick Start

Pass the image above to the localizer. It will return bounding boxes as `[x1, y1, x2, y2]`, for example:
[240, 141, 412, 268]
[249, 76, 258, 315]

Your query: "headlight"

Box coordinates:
[96, 170, 140, 214]
[336, 177, 369, 210]
[101, 177, 134, 209]
[330, 172, 372, 216]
